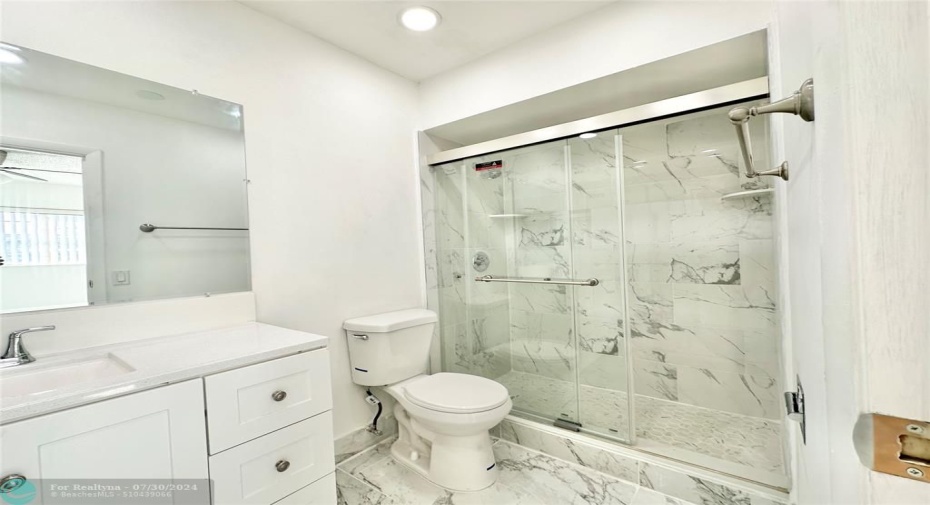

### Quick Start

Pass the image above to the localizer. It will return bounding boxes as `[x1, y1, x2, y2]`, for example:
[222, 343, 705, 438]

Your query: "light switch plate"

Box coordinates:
[112, 270, 131, 286]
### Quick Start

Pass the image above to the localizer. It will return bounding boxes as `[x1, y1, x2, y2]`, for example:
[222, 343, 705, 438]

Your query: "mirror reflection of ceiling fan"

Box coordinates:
[0, 149, 48, 182]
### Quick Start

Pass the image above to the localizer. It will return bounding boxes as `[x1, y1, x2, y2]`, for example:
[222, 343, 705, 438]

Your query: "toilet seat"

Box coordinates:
[403, 372, 509, 414]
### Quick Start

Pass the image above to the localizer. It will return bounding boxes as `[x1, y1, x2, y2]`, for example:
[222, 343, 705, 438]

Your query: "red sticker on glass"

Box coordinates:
[475, 160, 503, 171]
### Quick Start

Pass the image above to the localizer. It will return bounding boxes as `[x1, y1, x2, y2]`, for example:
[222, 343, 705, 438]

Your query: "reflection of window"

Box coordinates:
[0, 211, 86, 265]
[0, 147, 86, 267]
[0, 147, 88, 313]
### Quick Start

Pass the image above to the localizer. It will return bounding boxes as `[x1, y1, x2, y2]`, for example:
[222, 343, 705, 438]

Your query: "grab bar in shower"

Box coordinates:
[728, 78, 815, 182]
[474, 275, 599, 287]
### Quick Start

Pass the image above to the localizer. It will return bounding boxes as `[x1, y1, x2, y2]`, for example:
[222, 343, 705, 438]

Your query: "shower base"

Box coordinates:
[497, 370, 786, 488]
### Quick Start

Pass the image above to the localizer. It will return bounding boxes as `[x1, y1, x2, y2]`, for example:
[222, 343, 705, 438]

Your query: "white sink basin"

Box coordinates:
[0, 355, 135, 398]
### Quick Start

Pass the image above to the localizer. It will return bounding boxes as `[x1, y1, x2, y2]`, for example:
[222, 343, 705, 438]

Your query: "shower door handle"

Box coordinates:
[474, 275, 599, 287]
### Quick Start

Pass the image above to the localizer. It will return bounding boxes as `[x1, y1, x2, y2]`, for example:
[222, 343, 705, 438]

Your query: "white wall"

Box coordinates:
[418, 0, 774, 129]
[1, 1, 423, 437]
[2, 85, 249, 304]
[0, 292, 256, 356]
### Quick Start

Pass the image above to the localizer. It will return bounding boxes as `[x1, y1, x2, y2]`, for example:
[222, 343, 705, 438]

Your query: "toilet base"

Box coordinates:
[390, 433, 499, 492]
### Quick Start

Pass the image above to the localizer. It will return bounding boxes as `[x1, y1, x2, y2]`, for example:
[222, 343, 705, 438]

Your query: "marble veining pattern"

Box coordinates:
[497, 371, 784, 475]
[336, 438, 692, 505]
[498, 419, 786, 503]
[639, 463, 783, 505]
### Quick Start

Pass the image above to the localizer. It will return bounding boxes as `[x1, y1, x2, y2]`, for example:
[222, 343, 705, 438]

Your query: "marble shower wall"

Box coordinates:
[622, 106, 781, 419]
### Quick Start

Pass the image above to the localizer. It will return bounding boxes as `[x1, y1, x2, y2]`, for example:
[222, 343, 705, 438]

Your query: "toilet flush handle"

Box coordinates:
[352, 334, 369, 340]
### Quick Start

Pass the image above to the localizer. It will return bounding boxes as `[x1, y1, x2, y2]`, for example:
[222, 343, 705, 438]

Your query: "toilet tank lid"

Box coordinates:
[343, 309, 437, 332]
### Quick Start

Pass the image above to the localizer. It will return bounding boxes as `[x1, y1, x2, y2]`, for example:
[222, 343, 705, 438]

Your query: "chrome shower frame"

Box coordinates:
[426, 78, 770, 166]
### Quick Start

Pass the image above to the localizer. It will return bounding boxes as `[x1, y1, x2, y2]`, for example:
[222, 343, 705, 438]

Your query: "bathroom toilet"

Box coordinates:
[344, 309, 512, 492]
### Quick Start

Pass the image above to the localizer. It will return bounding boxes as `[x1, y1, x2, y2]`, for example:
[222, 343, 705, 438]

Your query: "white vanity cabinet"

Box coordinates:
[0, 379, 210, 503]
[0, 345, 335, 505]
[205, 351, 335, 504]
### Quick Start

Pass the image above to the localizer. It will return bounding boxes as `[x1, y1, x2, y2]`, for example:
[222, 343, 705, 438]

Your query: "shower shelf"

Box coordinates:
[720, 188, 774, 201]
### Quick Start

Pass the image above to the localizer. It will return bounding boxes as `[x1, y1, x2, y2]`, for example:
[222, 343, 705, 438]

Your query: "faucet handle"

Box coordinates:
[10, 326, 56, 338]
[2, 326, 55, 363]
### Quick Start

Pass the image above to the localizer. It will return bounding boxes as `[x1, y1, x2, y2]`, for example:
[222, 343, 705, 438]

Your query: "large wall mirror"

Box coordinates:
[0, 43, 250, 313]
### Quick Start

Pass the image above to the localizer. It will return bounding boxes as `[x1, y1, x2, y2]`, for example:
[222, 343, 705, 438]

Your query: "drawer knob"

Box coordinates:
[271, 390, 287, 402]
[275, 460, 290, 473]
[0, 474, 27, 494]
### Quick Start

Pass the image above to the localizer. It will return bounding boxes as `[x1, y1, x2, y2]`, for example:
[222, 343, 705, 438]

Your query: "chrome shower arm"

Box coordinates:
[729, 78, 815, 181]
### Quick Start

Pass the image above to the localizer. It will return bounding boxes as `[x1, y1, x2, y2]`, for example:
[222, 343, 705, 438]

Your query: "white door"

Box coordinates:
[0, 379, 209, 503]
[773, 2, 930, 504]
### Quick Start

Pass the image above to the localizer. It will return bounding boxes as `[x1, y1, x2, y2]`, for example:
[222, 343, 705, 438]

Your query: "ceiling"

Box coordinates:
[239, 1, 615, 81]
[1, 43, 242, 131]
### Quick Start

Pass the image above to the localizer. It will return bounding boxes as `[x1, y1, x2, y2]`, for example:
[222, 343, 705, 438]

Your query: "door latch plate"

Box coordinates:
[854, 413, 930, 483]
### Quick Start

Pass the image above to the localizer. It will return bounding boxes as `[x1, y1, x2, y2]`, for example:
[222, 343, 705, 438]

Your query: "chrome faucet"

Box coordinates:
[1, 326, 55, 367]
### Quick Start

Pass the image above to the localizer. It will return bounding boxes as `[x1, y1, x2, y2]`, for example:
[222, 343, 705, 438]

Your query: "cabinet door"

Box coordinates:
[210, 412, 334, 505]
[1, 379, 209, 503]
[274, 473, 336, 505]
[205, 350, 332, 454]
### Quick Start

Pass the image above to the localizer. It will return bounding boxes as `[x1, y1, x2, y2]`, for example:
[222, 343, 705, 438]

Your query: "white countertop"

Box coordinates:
[0, 322, 329, 425]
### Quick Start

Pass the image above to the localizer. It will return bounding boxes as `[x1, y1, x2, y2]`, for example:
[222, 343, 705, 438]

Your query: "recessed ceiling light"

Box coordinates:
[579, 133, 597, 139]
[400, 7, 441, 32]
[135, 90, 166, 101]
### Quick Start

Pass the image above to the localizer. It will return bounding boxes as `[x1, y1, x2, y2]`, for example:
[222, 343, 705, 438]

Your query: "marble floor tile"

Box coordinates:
[337, 438, 659, 505]
[492, 442, 639, 504]
[336, 470, 393, 505]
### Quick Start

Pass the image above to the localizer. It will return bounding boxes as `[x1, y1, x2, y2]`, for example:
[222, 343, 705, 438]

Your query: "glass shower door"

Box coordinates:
[495, 141, 582, 426]
[432, 136, 632, 442]
[567, 131, 631, 442]
[428, 98, 783, 485]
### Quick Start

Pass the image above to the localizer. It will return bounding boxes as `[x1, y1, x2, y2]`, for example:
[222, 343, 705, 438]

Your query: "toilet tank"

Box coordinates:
[343, 309, 438, 386]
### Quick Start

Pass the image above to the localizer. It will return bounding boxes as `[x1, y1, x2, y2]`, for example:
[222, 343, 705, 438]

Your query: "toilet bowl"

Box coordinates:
[343, 309, 513, 492]
[385, 373, 512, 491]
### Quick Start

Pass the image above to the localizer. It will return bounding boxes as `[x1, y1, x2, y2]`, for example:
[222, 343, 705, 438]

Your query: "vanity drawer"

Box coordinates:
[210, 412, 335, 505]
[205, 350, 332, 453]
[273, 473, 336, 504]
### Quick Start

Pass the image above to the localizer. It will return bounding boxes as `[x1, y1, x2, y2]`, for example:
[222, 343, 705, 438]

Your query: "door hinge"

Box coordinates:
[785, 377, 806, 443]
